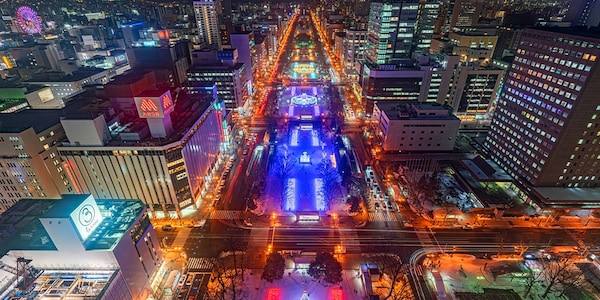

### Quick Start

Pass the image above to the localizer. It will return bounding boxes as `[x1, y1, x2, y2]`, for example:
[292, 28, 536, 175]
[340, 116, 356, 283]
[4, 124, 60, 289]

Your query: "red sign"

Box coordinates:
[140, 99, 159, 112]
[162, 94, 172, 109]
[158, 30, 169, 40]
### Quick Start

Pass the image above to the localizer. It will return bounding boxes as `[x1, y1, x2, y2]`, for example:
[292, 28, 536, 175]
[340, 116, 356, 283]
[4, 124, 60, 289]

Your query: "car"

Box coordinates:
[461, 225, 474, 230]
[375, 202, 381, 209]
[162, 225, 172, 231]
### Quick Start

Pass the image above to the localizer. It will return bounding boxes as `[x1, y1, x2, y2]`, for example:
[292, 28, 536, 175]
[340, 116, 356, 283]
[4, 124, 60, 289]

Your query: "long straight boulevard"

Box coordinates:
[159, 6, 600, 300]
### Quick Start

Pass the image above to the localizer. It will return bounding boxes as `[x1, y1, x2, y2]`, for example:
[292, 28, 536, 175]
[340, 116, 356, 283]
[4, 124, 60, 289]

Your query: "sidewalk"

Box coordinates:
[422, 254, 531, 299]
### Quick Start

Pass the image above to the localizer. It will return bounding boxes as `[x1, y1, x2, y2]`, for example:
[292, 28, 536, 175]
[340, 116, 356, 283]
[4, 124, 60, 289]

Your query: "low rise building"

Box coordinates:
[372, 101, 460, 152]
[59, 87, 225, 218]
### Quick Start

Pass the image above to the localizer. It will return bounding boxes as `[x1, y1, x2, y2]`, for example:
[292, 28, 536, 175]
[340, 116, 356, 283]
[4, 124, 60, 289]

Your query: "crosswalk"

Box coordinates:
[368, 211, 400, 223]
[186, 257, 214, 272]
[399, 263, 423, 276]
[209, 210, 244, 220]
[414, 226, 439, 251]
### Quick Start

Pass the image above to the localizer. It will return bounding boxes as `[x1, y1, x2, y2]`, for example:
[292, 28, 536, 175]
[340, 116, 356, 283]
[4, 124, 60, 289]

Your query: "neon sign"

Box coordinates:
[135, 90, 174, 118]
[157, 30, 169, 39]
[140, 99, 161, 117]
[70, 195, 104, 241]
[162, 93, 173, 113]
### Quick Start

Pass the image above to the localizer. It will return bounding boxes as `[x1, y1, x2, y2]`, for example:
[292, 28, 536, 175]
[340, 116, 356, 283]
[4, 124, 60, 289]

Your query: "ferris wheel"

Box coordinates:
[15, 6, 42, 35]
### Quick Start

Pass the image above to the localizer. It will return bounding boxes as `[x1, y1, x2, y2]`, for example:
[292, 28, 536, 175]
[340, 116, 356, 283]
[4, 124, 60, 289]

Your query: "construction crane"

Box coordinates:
[0, 256, 41, 294]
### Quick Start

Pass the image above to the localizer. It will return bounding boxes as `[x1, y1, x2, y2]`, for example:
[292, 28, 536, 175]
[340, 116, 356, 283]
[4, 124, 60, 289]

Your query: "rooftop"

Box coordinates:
[532, 187, 600, 208]
[0, 88, 109, 133]
[26, 270, 120, 299]
[0, 195, 145, 257]
[531, 26, 600, 41]
[376, 101, 458, 121]
[25, 68, 107, 83]
[101, 91, 214, 147]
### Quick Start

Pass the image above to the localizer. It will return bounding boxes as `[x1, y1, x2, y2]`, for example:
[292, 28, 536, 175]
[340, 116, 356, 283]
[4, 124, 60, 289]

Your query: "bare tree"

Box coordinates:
[537, 256, 583, 298]
[369, 254, 412, 300]
[272, 144, 296, 203]
[207, 238, 250, 300]
[317, 157, 341, 208]
[522, 263, 544, 298]
[554, 265, 585, 298]
[273, 144, 296, 180]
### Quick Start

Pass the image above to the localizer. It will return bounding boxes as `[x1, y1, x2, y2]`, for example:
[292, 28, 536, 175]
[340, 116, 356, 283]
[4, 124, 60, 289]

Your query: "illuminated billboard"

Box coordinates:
[134, 90, 174, 119]
[70, 195, 104, 241]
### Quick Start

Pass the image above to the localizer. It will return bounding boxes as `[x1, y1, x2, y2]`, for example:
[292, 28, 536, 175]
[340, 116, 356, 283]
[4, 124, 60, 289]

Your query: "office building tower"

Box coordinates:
[366, 0, 438, 65]
[0, 111, 73, 213]
[366, 0, 419, 64]
[193, 1, 221, 49]
[447, 63, 503, 127]
[230, 32, 256, 81]
[187, 56, 250, 112]
[485, 28, 600, 187]
[125, 40, 191, 87]
[414, 1, 440, 54]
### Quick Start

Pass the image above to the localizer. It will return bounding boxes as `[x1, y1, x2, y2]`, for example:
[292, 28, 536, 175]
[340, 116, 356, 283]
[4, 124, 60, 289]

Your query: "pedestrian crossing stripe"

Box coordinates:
[401, 264, 424, 276]
[367, 212, 399, 222]
[209, 210, 244, 220]
[187, 257, 214, 272]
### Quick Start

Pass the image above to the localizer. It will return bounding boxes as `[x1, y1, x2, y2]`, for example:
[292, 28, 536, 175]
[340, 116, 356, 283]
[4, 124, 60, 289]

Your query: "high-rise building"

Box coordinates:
[230, 32, 256, 81]
[414, 1, 440, 54]
[341, 29, 368, 74]
[366, 0, 438, 65]
[485, 28, 600, 187]
[125, 40, 191, 87]
[187, 60, 250, 112]
[366, 0, 420, 65]
[447, 63, 503, 127]
[0, 111, 73, 213]
[193, 1, 221, 49]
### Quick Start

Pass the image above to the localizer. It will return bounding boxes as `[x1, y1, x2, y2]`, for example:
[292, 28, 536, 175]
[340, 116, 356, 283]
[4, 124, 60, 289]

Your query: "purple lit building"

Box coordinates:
[485, 28, 600, 188]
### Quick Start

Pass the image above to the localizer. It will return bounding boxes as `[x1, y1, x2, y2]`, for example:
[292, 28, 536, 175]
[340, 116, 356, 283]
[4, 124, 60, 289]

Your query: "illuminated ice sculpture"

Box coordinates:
[291, 93, 317, 106]
[300, 151, 311, 163]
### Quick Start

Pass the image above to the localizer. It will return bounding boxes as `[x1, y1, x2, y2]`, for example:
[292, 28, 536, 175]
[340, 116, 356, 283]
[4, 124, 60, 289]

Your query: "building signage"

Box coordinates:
[134, 90, 174, 119]
[157, 30, 169, 40]
[70, 195, 104, 241]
